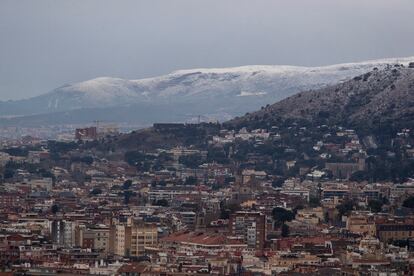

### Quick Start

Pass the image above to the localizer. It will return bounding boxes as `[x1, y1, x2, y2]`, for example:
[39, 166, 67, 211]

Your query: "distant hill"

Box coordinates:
[1, 57, 414, 127]
[228, 63, 414, 134]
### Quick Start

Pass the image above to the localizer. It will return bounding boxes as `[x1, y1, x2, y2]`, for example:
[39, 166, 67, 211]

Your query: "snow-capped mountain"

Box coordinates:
[228, 64, 414, 132]
[1, 56, 413, 126]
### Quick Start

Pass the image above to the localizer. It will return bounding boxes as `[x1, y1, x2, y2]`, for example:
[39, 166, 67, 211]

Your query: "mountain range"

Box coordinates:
[228, 63, 414, 134]
[1, 57, 414, 127]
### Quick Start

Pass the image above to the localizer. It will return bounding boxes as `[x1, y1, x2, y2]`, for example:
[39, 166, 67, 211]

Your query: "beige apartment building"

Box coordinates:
[77, 225, 110, 254]
[112, 222, 158, 257]
[346, 213, 376, 236]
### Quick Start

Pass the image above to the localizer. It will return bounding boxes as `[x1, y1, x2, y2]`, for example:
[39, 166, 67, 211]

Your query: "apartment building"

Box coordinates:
[229, 211, 266, 252]
[112, 222, 158, 257]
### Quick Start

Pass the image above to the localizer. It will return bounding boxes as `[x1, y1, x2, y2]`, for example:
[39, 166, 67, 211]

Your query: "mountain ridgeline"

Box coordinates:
[228, 64, 414, 135]
[1, 57, 414, 127]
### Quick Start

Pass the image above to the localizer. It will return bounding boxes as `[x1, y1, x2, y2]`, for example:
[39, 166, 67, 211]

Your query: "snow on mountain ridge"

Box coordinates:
[170, 56, 414, 75]
[51, 56, 414, 102]
[53, 77, 146, 106]
[2, 56, 414, 124]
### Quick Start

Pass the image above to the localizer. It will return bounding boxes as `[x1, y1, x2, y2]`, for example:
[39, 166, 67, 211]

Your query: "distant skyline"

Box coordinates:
[1, 0, 414, 100]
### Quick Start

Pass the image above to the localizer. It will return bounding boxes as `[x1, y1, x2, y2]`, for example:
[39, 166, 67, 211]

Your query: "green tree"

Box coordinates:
[184, 176, 198, 186]
[3, 168, 15, 179]
[207, 147, 230, 164]
[224, 177, 236, 185]
[336, 200, 355, 218]
[179, 154, 203, 168]
[122, 180, 132, 190]
[2, 147, 29, 157]
[111, 185, 121, 190]
[272, 207, 295, 226]
[281, 224, 290, 237]
[349, 171, 369, 182]
[368, 199, 383, 213]
[403, 196, 414, 209]
[90, 188, 102, 196]
[220, 202, 241, 219]
[51, 204, 60, 214]
[309, 196, 321, 208]
[48, 141, 78, 154]
[158, 152, 173, 162]
[124, 151, 146, 166]
[123, 190, 136, 205]
[272, 178, 286, 188]
[154, 199, 169, 207]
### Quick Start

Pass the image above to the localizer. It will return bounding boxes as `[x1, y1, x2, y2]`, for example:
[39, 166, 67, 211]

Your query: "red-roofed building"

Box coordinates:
[160, 231, 247, 255]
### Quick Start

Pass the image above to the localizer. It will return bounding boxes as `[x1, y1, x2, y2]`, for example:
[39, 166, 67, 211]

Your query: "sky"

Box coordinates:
[1, 0, 414, 101]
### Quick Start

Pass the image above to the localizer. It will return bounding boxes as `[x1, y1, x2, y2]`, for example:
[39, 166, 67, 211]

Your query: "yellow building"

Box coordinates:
[112, 221, 158, 257]
[130, 223, 158, 256]
[269, 252, 321, 272]
[114, 224, 131, 256]
[346, 213, 376, 236]
[295, 207, 324, 225]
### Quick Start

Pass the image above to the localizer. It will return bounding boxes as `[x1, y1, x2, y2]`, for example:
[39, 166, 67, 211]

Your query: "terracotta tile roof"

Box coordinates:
[117, 262, 151, 273]
[161, 231, 244, 246]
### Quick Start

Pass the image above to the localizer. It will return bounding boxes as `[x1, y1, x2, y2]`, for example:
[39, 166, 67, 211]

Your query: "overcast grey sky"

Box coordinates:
[1, 0, 414, 100]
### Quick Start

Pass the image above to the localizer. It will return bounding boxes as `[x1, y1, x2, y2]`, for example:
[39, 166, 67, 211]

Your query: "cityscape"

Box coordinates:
[2, 1, 414, 275]
[2, 116, 414, 274]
